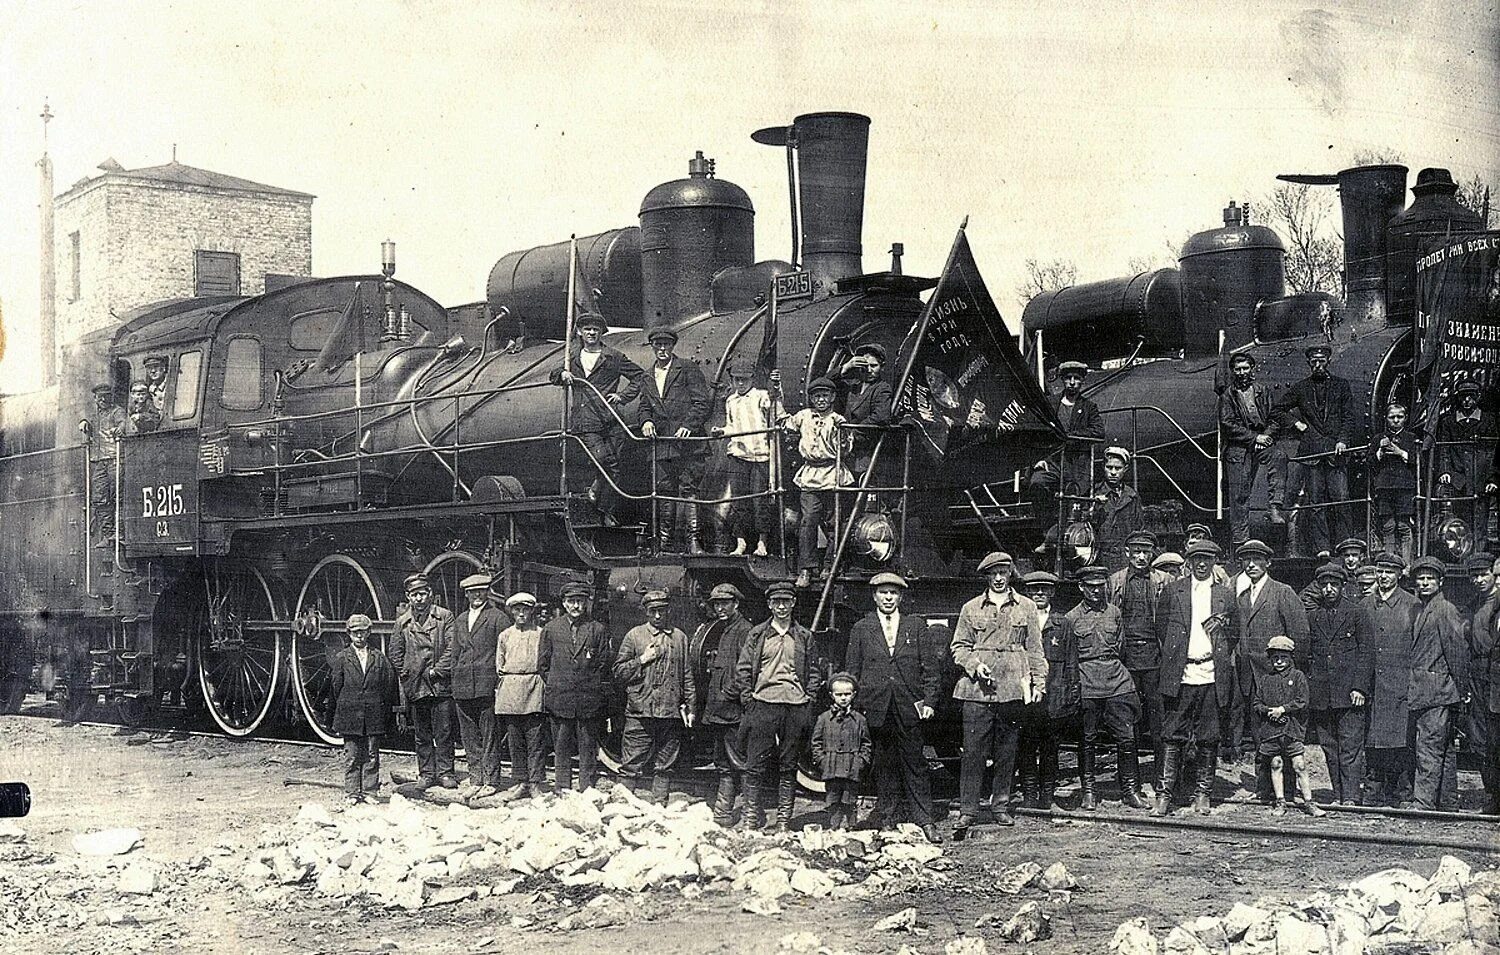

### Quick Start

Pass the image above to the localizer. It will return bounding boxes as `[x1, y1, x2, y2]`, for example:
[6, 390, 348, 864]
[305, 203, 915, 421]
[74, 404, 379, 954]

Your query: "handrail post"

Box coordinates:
[452, 394, 462, 503]
[897, 429, 911, 558]
[650, 438, 660, 550]
[775, 430, 788, 562]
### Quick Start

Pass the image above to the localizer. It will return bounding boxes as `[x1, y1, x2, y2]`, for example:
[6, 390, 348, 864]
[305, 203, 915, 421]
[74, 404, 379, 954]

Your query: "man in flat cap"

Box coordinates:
[1362, 551, 1418, 806]
[786, 376, 855, 588]
[1437, 379, 1497, 548]
[951, 552, 1048, 831]
[1017, 570, 1081, 812]
[1151, 552, 1185, 580]
[1184, 523, 1232, 586]
[1109, 530, 1173, 778]
[551, 311, 646, 528]
[141, 354, 170, 414]
[1304, 563, 1374, 806]
[1234, 539, 1309, 800]
[1300, 537, 1370, 609]
[1218, 351, 1282, 541]
[326, 614, 400, 805]
[1051, 360, 1106, 497]
[734, 580, 824, 832]
[387, 573, 458, 789]
[126, 380, 161, 435]
[694, 583, 756, 825]
[1067, 563, 1147, 810]
[844, 571, 943, 842]
[839, 342, 894, 478]
[539, 580, 613, 791]
[1407, 556, 1470, 810]
[639, 327, 713, 553]
[1273, 344, 1354, 555]
[87, 382, 127, 542]
[448, 572, 508, 798]
[1090, 447, 1143, 570]
[1153, 540, 1236, 815]
[1371, 401, 1418, 566]
[613, 589, 696, 802]
[1471, 553, 1500, 814]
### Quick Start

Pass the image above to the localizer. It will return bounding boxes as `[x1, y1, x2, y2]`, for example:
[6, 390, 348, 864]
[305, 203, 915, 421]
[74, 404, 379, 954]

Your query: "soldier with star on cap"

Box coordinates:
[1090, 446, 1143, 570]
[639, 326, 714, 553]
[447, 572, 509, 798]
[1017, 570, 1082, 812]
[1407, 556, 1470, 810]
[387, 573, 458, 789]
[693, 582, 756, 826]
[326, 613, 400, 805]
[613, 588, 696, 802]
[1304, 562, 1374, 806]
[1272, 344, 1355, 555]
[1067, 563, 1147, 811]
[843, 571, 944, 842]
[1361, 550, 1418, 806]
[538, 580, 613, 791]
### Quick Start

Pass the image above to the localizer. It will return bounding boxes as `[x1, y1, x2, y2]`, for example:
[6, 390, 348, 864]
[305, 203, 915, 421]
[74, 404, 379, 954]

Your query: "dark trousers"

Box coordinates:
[870, 709, 936, 826]
[1129, 667, 1163, 752]
[1486, 710, 1500, 800]
[1367, 747, 1413, 804]
[1468, 674, 1492, 761]
[1410, 705, 1460, 810]
[654, 451, 706, 546]
[711, 720, 746, 775]
[1287, 459, 1351, 555]
[550, 715, 600, 790]
[1162, 683, 1221, 745]
[1224, 444, 1279, 542]
[411, 696, 455, 781]
[797, 489, 836, 569]
[1019, 706, 1078, 795]
[744, 699, 812, 776]
[454, 697, 499, 786]
[1312, 706, 1366, 802]
[570, 428, 624, 517]
[1223, 691, 1250, 755]
[1082, 694, 1138, 745]
[725, 457, 776, 547]
[619, 715, 682, 781]
[824, 777, 858, 809]
[958, 699, 1025, 816]
[502, 711, 547, 786]
[343, 734, 382, 795]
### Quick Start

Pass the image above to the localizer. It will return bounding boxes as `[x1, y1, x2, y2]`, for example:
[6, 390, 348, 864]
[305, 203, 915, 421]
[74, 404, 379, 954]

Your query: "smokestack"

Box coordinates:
[754, 111, 870, 292]
[1335, 164, 1407, 325]
[38, 101, 56, 384]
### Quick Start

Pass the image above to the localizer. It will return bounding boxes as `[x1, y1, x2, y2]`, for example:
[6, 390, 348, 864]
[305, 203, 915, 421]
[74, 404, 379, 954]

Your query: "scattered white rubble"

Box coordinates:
[71, 827, 142, 857]
[116, 862, 158, 896]
[876, 906, 921, 932]
[944, 937, 988, 954]
[994, 860, 1042, 894]
[1039, 861, 1078, 891]
[1111, 917, 1159, 955]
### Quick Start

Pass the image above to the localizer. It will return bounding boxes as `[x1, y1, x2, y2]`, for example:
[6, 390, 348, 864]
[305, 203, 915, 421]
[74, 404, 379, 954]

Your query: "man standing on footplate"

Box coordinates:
[387, 573, 457, 789]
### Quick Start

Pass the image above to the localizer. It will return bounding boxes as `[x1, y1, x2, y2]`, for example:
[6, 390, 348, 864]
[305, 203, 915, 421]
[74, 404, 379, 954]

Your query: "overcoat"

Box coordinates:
[327, 645, 400, 736]
[1306, 598, 1375, 711]
[1409, 592, 1470, 711]
[387, 606, 455, 702]
[1363, 587, 1419, 748]
[1155, 576, 1238, 706]
[1472, 592, 1500, 714]
[844, 610, 943, 729]
[811, 706, 871, 781]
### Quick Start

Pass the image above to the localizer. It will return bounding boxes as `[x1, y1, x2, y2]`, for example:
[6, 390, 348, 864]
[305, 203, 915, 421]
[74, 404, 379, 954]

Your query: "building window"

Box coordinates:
[221, 337, 262, 410]
[173, 350, 202, 420]
[69, 231, 81, 301]
[195, 250, 241, 296]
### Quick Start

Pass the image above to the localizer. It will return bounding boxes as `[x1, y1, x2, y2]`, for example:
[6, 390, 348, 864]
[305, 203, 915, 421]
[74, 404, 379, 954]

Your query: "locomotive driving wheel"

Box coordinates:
[193, 561, 284, 737]
[290, 554, 386, 745]
[422, 551, 484, 614]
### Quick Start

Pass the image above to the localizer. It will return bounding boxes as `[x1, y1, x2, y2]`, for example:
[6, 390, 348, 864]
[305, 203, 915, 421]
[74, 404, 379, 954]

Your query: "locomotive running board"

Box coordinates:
[218, 495, 568, 530]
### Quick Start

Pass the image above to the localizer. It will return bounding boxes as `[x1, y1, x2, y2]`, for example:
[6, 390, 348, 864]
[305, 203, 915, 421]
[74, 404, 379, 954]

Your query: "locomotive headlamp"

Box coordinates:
[850, 513, 896, 562]
[380, 240, 396, 278]
[1432, 514, 1473, 562]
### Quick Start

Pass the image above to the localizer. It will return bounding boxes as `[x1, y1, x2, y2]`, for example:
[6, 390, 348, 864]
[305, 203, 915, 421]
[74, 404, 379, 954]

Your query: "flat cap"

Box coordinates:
[1455, 380, 1482, 396]
[1076, 565, 1110, 584]
[765, 579, 798, 599]
[708, 583, 744, 601]
[854, 342, 887, 362]
[1334, 537, 1368, 554]
[91, 382, 116, 394]
[403, 573, 431, 593]
[560, 581, 592, 598]
[575, 311, 608, 329]
[1126, 531, 1158, 549]
[505, 592, 537, 607]
[1266, 635, 1296, 653]
[1314, 563, 1347, 582]
[1372, 551, 1406, 570]
[143, 354, 168, 366]
[345, 613, 373, 631]
[646, 326, 679, 344]
[726, 361, 753, 378]
[1023, 570, 1060, 587]
[1103, 446, 1131, 464]
[1152, 552, 1184, 570]
[641, 588, 671, 607]
[1058, 360, 1089, 374]
[869, 571, 909, 589]
[1235, 539, 1273, 559]
[1410, 556, 1447, 578]
[1304, 344, 1332, 360]
[1185, 539, 1221, 558]
[460, 572, 493, 590]
[1228, 352, 1257, 366]
[1467, 553, 1496, 573]
[1354, 565, 1378, 579]
[976, 551, 1013, 573]
[807, 376, 838, 394]
[1184, 522, 1213, 537]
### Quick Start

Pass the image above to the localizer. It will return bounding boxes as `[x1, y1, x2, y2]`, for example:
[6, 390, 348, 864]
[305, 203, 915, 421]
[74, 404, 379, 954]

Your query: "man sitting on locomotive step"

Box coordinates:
[612, 589, 696, 803]
[387, 573, 458, 789]
[449, 573, 507, 798]
[639, 327, 713, 552]
[538, 580, 613, 792]
[327, 613, 400, 805]
[1273, 344, 1354, 556]
[1218, 351, 1282, 542]
[785, 377, 854, 589]
[713, 362, 785, 557]
[1090, 446, 1142, 570]
[551, 311, 645, 528]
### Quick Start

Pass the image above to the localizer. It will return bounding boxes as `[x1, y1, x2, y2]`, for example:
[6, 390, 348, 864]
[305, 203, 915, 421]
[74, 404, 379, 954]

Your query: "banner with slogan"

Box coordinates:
[1416, 231, 1500, 428]
[893, 226, 1065, 457]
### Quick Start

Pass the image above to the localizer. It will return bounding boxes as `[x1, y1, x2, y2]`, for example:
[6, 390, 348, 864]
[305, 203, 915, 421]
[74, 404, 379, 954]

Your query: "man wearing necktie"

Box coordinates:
[1234, 539, 1310, 803]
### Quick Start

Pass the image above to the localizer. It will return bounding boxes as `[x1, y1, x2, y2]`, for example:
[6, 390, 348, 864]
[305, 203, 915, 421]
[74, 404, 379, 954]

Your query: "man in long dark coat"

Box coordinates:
[538, 580, 613, 791]
[551, 311, 645, 526]
[1363, 551, 1418, 806]
[447, 572, 509, 798]
[1218, 352, 1281, 541]
[1407, 557, 1471, 811]
[638, 326, 713, 552]
[1273, 344, 1355, 555]
[387, 573, 457, 789]
[1305, 563, 1374, 805]
[694, 583, 755, 826]
[327, 614, 400, 804]
[1234, 539, 1310, 800]
[844, 572, 943, 843]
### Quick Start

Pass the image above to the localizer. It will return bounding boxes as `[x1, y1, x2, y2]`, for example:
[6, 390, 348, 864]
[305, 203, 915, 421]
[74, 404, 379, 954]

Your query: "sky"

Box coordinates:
[0, 0, 1496, 391]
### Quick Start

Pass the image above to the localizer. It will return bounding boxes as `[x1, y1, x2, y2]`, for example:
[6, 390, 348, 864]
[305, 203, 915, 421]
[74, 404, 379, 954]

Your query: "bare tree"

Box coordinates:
[1015, 258, 1078, 303]
[1352, 148, 1404, 166]
[1456, 171, 1494, 228]
[1255, 184, 1344, 295]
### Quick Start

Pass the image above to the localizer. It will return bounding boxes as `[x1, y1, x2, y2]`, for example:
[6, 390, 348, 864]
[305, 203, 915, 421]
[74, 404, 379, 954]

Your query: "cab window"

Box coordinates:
[222, 337, 263, 410]
[173, 350, 202, 420]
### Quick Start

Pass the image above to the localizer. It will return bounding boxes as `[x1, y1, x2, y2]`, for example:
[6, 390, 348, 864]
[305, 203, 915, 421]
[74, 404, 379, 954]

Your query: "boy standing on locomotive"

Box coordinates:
[784, 377, 854, 589]
[714, 362, 785, 557]
[1089, 446, 1143, 570]
[1371, 401, 1418, 566]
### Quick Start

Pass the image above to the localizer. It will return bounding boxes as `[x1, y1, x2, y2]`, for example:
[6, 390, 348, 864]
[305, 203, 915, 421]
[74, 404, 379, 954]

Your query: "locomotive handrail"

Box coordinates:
[1098, 404, 1217, 461]
[1124, 451, 1221, 514]
[227, 378, 556, 431]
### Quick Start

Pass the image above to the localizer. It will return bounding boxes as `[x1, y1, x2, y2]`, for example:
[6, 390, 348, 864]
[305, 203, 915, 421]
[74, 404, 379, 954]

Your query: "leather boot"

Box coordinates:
[738, 775, 765, 831]
[1020, 755, 1041, 809]
[684, 503, 705, 555]
[712, 774, 737, 827]
[1039, 742, 1061, 811]
[1193, 745, 1217, 814]
[656, 505, 675, 553]
[1152, 743, 1181, 817]
[1079, 744, 1098, 810]
[650, 773, 672, 805]
[1118, 742, 1147, 809]
[773, 771, 796, 832]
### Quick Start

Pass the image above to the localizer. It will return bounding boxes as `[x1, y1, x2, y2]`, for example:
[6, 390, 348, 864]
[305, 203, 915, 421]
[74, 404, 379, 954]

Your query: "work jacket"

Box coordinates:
[1363, 587, 1419, 748]
[1109, 567, 1175, 670]
[694, 613, 754, 725]
[844, 610, 943, 729]
[1037, 610, 1082, 719]
[548, 344, 645, 434]
[538, 616, 613, 719]
[1472, 592, 1500, 714]
[1090, 481, 1142, 549]
[1156, 576, 1237, 705]
[387, 606, 455, 702]
[327, 645, 400, 737]
[1410, 591, 1470, 711]
[950, 588, 1047, 705]
[1306, 598, 1375, 711]
[614, 623, 696, 719]
[733, 620, 824, 706]
[447, 604, 509, 701]
[1218, 381, 1279, 450]
[495, 624, 546, 715]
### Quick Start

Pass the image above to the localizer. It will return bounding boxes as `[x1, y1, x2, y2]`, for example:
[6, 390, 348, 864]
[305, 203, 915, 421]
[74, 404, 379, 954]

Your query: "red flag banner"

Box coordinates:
[316, 282, 368, 374]
[1415, 232, 1500, 428]
[893, 228, 1065, 457]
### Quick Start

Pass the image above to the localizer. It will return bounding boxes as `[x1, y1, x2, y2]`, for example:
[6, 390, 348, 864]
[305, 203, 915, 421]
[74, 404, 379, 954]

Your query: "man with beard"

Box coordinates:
[844, 572, 943, 843]
[694, 583, 755, 826]
[1274, 345, 1354, 555]
[1218, 352, 1281, 541]
[1363, 552, 1418, 806]
[387, 573, 457, 789]
[1153, 540, 1236, 816]
[551, 311, 645, 527]
[1017, 570, 1081, 812]
[1305, 564, 1374, 806]
[1407, 557, 1471, 811]
[1234, 540, 1310, 801]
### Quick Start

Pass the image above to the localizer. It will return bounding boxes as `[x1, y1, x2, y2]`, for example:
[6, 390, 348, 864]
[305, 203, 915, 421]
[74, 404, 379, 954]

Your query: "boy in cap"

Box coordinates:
[1436, 379, 1496, 546]
[539, 580, 613, 791]
[1363, 551, 1418, 806]
[639, 327, 713, 553]
[1252, 635, 1323, 816]
[387, 573, 458, 789]
[951, 551, 1049, 831]
[551, 310, 645, 527]
[1090, 447, 1142, 569]
[784, 377, 854, 588]
[1049, 360, 1105, 496]
[449, 572, 506, 797]
[1017, 570, 1081, 812]
[712, 362, 785, 557]
[811, 672, 871, 830]
[1067, 564, 1146, 810]
[1273, 344, 1353, 555]
[695, 583, 755, 826]
[1407, 556, 1470, 811]
[613, 589, 696, 801]
[1305, 563, 1374, 805]
[1218, 351, 1282, 541]
[495, 592, 547, 798]
[327, 614, 400, 804]
[1371, 401, 1418, 566]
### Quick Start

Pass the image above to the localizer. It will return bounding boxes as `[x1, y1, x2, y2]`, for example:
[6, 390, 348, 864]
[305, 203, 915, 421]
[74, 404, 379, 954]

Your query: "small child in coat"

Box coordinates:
[812, 672, 872, 830]
[1252, 635, 1325, 818]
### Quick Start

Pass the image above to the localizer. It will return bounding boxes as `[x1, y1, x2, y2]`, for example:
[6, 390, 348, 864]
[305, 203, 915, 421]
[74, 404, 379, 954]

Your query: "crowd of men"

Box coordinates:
[323, 526, 1500, 839]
